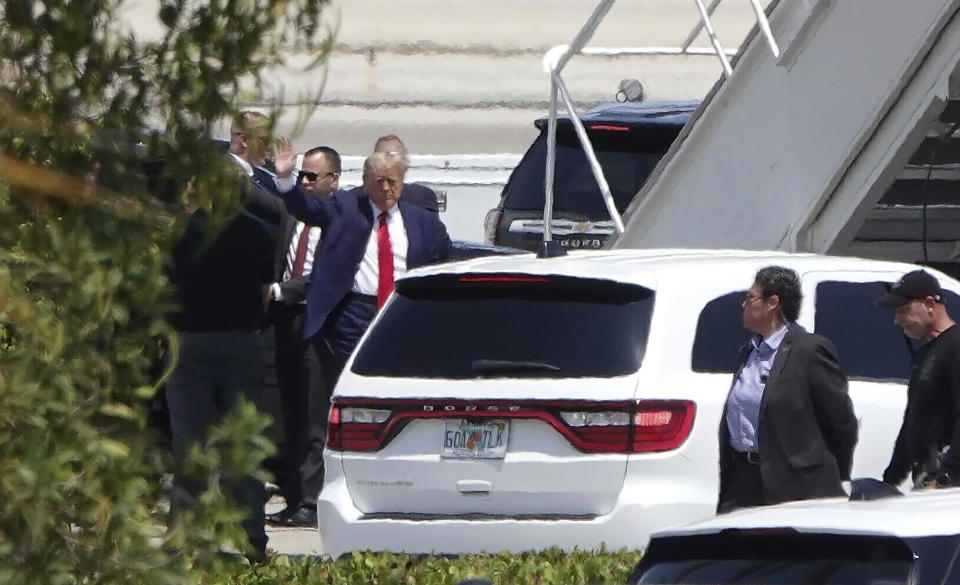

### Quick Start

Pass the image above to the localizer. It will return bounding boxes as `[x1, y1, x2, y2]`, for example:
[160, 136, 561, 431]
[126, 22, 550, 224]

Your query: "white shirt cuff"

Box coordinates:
[274, 174, 297, 193]
[271, 282, 283, 302]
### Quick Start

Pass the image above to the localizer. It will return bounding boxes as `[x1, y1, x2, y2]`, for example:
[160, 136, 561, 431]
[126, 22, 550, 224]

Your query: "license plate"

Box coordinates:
[441, 419, 509, 459]
[558, 236, 604, 249]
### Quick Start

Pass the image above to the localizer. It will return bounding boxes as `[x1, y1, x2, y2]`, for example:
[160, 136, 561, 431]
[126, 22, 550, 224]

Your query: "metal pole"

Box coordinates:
[543, 80, 559, 243]
[580, 46, 737, 57]
[555, 74, 625, 234]
[680, 0, 724, 52]
[555, 0, 618, 74]
[747, 0, 781, 59]
[691, 0, 733, 78]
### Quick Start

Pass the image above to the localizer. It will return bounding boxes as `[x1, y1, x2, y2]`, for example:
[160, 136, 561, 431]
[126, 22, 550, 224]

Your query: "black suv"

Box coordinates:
[484, 100, 697, 251]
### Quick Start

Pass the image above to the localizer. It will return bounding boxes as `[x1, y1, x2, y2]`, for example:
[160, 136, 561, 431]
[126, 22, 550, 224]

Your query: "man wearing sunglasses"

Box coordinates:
[266, 146, 342, 527]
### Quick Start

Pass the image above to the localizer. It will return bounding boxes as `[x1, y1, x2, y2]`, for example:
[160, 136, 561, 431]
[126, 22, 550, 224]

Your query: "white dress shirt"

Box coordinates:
[271, 221, 322, 302]
[230, 153, 254, 176]
[353, 202, 408, 295]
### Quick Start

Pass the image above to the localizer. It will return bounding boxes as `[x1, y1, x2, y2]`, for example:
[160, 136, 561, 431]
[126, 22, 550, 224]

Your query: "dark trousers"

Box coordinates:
[274, 303, 334, 509]
[165, 331, 267, 553]
[717, 449, 766, 514]
[324, 293, 378, 368]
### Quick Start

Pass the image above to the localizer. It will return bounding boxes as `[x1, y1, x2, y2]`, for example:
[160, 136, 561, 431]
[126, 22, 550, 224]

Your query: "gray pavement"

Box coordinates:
[121, 0, 766, 154]
[264, 496, 324, 556]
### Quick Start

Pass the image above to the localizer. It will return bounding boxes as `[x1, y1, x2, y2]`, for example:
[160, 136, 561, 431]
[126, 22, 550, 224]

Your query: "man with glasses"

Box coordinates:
[876, 269, 960, 490]
[266, 145, 342, 527]
[717, 266, 858, 513]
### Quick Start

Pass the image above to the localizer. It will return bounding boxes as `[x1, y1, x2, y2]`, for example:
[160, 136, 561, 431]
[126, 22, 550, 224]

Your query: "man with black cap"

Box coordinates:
[877, 269, 960, 489]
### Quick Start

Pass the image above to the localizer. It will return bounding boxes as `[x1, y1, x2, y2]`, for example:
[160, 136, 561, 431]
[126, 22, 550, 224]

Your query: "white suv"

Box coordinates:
[316, 249, 960, 557]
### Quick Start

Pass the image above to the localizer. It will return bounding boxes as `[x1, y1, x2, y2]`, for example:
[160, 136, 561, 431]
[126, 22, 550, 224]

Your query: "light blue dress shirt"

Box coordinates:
[725, 324, 789, 453]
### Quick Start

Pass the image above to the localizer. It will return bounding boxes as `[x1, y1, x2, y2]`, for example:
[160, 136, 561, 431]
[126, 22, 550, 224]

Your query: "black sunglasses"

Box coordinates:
[298, 170, 338, 182]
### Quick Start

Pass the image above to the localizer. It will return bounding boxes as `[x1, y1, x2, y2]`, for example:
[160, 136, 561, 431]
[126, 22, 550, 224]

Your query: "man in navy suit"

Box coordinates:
[340, 134, 440, 215]
[273, 140, 451, 362]
[273, 139, 450, 369]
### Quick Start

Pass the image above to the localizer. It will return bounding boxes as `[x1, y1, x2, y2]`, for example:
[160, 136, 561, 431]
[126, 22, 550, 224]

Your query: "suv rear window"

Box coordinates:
[501, 125, 681, 213]
[351, 274, 654, 379]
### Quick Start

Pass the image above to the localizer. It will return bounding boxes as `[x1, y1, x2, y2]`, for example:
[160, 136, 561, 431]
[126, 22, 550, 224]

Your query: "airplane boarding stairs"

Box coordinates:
[605, 0, 960, 272]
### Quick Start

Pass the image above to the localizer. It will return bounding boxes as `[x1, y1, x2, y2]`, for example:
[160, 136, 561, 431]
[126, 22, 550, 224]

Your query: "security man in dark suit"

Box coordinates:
[340, 134, 440, 215]
[718, 266, 859, 513]
[166, 172, 276, 562]
[229, 111, 279, 194]
[265, 146, 341, 527]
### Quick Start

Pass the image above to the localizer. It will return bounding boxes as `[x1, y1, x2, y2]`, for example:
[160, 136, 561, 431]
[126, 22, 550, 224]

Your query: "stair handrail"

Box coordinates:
[539, 0, 780, 254]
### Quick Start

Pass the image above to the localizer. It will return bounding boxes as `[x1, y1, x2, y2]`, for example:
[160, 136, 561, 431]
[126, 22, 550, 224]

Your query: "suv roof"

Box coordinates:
[654, 489, 960, 540]
[534, 100, 700, 129]
[403, 248, 915, 288]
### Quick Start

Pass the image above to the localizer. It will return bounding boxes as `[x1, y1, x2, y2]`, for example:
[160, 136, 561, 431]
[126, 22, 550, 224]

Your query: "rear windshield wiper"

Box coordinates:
[471, 359, 561, 377]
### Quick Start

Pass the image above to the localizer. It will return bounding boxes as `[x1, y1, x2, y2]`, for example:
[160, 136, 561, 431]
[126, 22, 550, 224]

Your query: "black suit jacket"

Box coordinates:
[718, 323, 858, 508]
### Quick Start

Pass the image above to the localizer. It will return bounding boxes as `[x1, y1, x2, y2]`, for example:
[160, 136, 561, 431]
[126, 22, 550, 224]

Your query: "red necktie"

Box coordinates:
[290, 225, 312, 278]
[377, 212, 394, 308]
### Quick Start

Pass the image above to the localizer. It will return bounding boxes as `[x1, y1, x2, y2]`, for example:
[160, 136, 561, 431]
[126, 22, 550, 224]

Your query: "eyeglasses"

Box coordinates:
[299, 170, 338, 182]
[743, 292, 765, 303]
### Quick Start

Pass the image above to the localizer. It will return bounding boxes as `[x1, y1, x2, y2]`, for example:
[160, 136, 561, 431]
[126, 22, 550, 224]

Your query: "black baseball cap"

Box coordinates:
[875, 269, 943, 310]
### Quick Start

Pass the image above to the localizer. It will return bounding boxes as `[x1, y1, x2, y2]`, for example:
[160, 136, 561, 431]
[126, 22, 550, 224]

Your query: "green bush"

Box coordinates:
[211, 549, 644, 585]
[0, 1, 330, 583]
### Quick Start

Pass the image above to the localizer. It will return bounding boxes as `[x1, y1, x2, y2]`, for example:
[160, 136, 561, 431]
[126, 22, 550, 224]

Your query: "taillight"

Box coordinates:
[558, 400, 695, 453]
[482, 208, 502, 245]
[588, 124, 630, 132]
[632, 400, 696, 453]
[326, 405, 393, 451]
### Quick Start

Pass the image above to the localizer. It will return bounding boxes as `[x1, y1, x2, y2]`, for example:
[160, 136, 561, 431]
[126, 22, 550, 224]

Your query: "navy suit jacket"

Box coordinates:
[344, 182, 439, 215]
[279, 186, 451, 340]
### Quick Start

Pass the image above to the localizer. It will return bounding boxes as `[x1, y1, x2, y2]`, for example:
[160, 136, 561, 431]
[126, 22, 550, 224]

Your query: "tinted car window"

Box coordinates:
[640, 558, 910, 585]
[634, 533, 919, 585]
[501, 125, 679, 213]
[814, 281, 914, 380]
[692, 291, 749, 373]
[352, 275, 654, 379]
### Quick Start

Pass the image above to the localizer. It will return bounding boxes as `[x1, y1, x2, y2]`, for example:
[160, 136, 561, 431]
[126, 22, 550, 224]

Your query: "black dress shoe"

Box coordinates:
[282, 505, 318, 527]
[265, 507, 294, 525]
